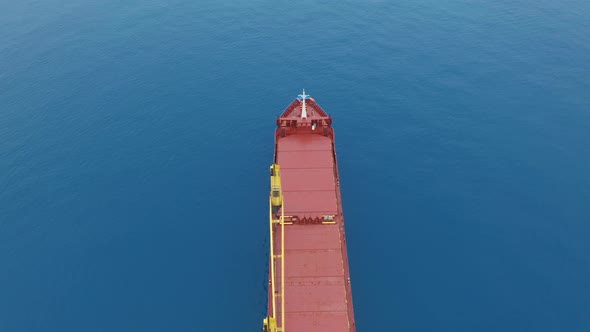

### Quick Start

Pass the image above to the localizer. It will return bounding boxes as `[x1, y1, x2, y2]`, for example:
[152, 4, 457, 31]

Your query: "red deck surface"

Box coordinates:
[268, 97, 355, 332]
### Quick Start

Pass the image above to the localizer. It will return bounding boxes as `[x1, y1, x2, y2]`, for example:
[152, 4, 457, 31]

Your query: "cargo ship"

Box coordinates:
[263, 91, 356, 332]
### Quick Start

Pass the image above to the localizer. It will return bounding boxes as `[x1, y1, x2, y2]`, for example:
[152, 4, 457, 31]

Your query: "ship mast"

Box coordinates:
[299, 89, 309, 119]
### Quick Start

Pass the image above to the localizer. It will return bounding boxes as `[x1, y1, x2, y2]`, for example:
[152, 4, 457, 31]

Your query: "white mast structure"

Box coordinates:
[299, 89, 309, 119]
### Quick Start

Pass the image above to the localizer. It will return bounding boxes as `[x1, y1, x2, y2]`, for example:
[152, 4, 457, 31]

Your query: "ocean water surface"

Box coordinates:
[1, 0, 589, 331]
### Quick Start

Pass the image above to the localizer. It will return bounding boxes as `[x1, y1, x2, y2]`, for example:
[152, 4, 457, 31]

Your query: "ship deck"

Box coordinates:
[267, 95, 355, 331]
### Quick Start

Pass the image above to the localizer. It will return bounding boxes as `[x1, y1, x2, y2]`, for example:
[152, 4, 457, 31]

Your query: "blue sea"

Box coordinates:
[1, 0, 589, 331]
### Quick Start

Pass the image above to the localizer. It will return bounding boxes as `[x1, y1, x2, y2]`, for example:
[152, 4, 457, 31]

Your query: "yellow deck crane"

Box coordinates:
[263, 164, 285, 332]
[270, 164, 283, 215]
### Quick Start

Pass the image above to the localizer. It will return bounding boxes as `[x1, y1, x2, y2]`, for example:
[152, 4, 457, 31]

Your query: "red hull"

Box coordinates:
[267, 95, 356, 331]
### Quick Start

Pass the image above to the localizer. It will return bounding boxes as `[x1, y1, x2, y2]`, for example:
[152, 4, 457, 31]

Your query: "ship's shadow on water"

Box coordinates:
[0, 0, 589, 331]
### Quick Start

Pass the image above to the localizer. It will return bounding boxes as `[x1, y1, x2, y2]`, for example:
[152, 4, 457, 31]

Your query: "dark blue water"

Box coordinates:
[1, 0, 590, 331]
